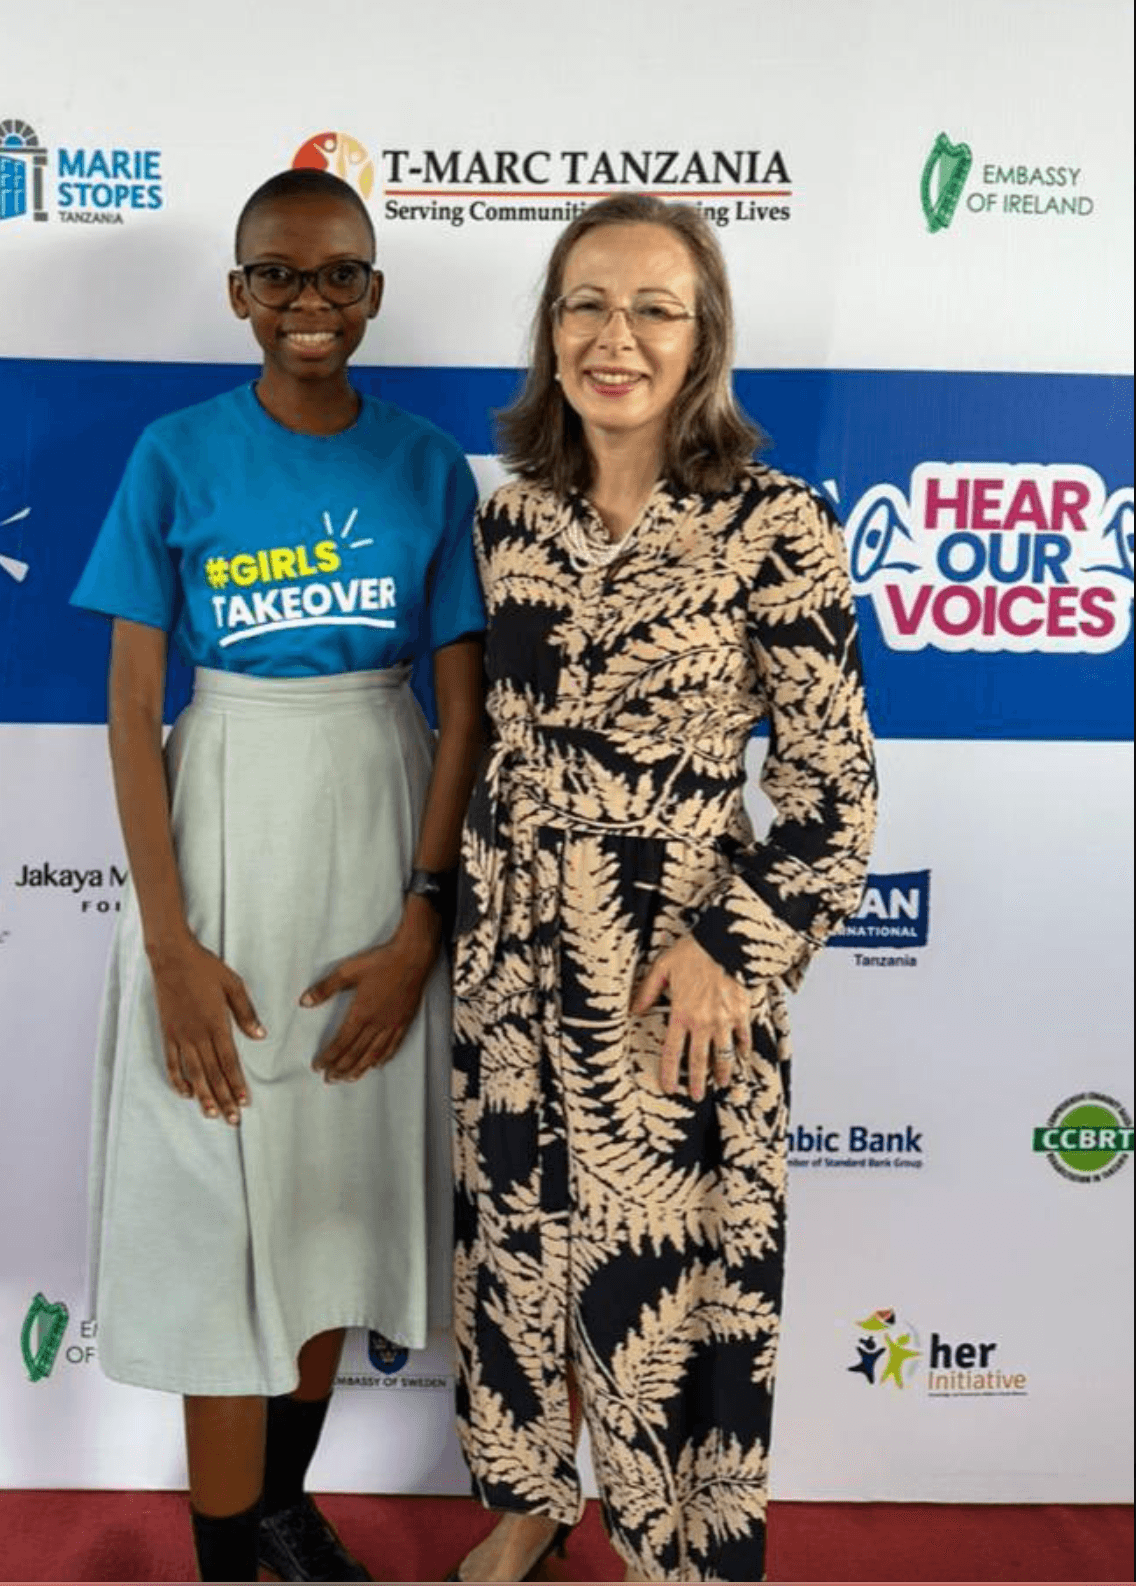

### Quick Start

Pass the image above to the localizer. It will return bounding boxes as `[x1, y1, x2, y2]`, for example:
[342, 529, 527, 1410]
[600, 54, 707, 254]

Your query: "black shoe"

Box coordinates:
[258, 1495, 372, 1582]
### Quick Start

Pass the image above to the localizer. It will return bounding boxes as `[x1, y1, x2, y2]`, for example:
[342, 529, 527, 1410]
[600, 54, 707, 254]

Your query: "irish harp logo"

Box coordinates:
[920, 132, 972, 233]
[21, 1292, 69, 1382]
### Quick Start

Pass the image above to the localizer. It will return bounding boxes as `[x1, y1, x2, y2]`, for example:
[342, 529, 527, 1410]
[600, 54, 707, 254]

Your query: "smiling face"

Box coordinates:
[229, 192, 382, 384]
[552, 221, 698, 461]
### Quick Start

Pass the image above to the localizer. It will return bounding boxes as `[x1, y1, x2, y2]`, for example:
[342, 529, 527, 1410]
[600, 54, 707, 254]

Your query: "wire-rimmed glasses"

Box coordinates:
[552, 292, 697, 339]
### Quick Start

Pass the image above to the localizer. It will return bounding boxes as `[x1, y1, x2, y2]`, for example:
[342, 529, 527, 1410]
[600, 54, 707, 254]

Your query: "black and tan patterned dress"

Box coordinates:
[451, 465, 877, 1582]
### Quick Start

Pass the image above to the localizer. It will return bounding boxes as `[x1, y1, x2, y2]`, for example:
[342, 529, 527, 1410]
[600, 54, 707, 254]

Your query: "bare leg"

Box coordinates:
[455, 1365, 582, 1581]
[293, 1327, 346, 1400]
[184, 1396, 266, 1517]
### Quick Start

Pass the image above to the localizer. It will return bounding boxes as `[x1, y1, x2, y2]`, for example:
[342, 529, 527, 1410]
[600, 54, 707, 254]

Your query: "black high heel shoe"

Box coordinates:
[444, 1519, 573, 1582]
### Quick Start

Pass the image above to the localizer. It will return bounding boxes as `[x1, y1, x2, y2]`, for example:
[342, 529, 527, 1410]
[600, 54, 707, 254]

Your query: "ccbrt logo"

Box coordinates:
[830, 463, 1133, 656]
[1033, 1093, 1133, 1184]
[848, 1308, 1028, 1398]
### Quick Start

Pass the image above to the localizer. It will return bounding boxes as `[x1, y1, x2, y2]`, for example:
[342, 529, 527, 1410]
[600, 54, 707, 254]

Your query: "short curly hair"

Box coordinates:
[234, 168, 375, 261]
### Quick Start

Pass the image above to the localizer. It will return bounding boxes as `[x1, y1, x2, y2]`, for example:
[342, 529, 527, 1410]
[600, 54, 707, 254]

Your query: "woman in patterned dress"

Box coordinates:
[449, 194, 877, 1583]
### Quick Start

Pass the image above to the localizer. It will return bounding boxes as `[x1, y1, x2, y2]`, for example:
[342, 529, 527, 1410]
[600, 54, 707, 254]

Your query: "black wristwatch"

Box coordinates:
[406, 867, 453, 913]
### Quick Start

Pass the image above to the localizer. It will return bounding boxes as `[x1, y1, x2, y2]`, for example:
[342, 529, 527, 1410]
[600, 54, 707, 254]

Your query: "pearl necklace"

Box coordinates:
[561, 507, 643, 573]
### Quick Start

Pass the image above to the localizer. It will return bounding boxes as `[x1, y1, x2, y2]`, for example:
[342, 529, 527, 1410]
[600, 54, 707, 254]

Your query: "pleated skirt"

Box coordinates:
[88, 667, 452, 1395]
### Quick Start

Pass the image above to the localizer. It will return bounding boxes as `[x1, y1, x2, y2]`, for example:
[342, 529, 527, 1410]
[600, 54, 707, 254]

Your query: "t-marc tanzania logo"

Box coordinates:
[21, 1292, 69, 1381]
[829, 870, 929, 969]
[366, 1330, 409, 1375]
[293, 132, 376, 199]
[0, 119, 49, 222]
[849, 1309, 1027, 1397]
[829, 464, 1133, 655]
[920, 132, 972, 232]
[1033, 1093, 1133, 1184]
[0, 115, 164, 225]
[290, 135, 795, 230]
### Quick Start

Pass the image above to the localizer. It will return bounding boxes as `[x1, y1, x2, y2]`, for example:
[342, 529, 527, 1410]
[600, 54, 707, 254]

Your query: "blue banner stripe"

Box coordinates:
[0, 359, 1131, 737]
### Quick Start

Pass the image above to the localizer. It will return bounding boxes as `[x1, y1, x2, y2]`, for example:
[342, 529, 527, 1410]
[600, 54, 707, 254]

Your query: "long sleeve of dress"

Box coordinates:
[689, 490, 878, 992]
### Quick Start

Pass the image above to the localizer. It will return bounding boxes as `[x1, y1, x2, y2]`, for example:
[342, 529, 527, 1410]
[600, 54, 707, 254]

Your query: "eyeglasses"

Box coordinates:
[552, 293, 697, 339]
[235, 259, 374, 309]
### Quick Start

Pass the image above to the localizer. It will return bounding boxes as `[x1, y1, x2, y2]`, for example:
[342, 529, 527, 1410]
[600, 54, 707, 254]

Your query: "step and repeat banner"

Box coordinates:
[1, 0, 1132, 1504]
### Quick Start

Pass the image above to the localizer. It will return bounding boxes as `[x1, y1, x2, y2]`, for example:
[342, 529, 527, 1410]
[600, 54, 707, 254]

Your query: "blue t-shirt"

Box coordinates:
[71, 384, 485, 676]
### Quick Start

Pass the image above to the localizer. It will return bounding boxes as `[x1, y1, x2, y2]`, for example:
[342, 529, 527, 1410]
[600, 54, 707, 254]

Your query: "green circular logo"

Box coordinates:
[1033, 1093, 1133, 1183]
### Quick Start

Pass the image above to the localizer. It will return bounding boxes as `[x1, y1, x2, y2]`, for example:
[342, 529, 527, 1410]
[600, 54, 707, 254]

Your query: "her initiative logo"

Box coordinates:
[832, 463, 1133, 654]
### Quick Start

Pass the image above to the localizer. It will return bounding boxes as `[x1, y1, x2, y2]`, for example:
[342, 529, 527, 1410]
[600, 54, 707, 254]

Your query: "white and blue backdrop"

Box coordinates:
[1, 0, 1132, 1505]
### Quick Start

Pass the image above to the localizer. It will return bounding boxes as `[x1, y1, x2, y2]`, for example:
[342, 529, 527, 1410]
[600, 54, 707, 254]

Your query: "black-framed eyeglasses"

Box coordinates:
[234, 259, 375, 308]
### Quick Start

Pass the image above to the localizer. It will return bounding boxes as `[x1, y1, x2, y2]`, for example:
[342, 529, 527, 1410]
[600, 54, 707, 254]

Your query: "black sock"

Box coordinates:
[190, 1497, 261, 1582]
[261, 1392, 332, 1517]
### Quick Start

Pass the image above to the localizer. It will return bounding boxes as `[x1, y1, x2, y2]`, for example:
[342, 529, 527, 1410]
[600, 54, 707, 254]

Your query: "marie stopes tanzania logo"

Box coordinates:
[920, 130, 1096, 231]
[849, 1309, 1028, 1398]
[1033, 1093, 1133, 1184]
[292, 133, 794, 230]
[829, 464, 1133, 656]
[1, 117, 164, 226]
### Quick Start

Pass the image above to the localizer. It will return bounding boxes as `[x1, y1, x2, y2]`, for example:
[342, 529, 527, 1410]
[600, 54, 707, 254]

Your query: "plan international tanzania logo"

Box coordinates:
[829, 465, 1133, 655]
[920, 129, 1096, 230]
[1033, 1093, 1133, 1184]
[828, 870, 929, 969]
[848, 1309, 1028, 1398]
[0, 116, 164, 225]
[20, 1293, 69, 1381]
[291, 133, 795, 229]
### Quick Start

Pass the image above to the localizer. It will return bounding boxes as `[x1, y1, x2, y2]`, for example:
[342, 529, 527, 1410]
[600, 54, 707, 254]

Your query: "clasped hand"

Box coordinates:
[152, 919, 437, 1123]
[632, 935, 753, 1102]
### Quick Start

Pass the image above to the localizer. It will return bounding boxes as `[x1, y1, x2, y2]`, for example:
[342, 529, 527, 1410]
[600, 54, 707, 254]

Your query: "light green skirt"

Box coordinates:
[88, 667, 451, 1395]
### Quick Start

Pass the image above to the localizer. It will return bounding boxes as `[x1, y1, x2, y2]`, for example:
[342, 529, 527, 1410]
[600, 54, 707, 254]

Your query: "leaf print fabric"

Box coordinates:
[453, 467, 877, 1581]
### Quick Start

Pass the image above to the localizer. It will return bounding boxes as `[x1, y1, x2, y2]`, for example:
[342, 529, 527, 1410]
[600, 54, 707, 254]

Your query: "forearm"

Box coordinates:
[107, 626, 191, 962]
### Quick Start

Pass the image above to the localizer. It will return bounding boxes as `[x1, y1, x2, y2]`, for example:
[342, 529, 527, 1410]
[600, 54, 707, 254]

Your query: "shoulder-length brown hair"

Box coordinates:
[497, 193, 764, 497]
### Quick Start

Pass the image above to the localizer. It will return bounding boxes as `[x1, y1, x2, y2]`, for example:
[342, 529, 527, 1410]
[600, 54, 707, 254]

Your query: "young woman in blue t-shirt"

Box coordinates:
[72, 169, 484, 1581]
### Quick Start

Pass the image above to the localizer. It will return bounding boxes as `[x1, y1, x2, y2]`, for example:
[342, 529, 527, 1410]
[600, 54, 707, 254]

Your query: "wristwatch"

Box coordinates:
[406, 867, 454, 913]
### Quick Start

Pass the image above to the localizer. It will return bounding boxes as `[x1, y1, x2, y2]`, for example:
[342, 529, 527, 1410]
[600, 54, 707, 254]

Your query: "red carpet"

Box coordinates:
[0, 1492, 1130, 1583]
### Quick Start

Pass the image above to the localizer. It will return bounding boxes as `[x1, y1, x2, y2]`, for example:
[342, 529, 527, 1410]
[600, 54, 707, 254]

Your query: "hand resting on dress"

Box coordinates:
[632, 935, 753, 1102]
[149, 934, 265, 1125]
[302, 898, 442, 1083]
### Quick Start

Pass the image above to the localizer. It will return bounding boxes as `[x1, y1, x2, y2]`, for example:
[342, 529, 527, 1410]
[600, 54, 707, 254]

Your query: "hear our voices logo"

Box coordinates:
[833, 463, 1133, 654]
